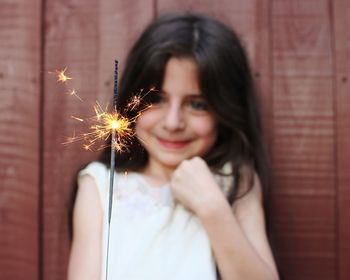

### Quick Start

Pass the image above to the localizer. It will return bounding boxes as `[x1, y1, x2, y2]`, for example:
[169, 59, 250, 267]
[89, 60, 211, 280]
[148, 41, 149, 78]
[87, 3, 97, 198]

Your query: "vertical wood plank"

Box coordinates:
[254, 0, 273, 170]
[43, 1, 100, 279]
[0, 1, 41, 279]
[332, 0, 350, 279]
[271, 1, 336, 279]
[157, 0, 258, 63]
[42, 0, 154, 279]
[97, 1, 155, 108]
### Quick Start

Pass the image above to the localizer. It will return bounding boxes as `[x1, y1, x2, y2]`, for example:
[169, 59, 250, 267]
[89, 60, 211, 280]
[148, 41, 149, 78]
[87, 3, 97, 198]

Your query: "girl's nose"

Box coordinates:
[162, 103, 185, 131]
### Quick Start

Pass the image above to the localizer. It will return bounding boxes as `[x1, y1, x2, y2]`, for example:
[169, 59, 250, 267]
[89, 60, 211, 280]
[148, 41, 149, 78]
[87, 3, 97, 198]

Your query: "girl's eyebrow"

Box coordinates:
[161, 89, 202, 96]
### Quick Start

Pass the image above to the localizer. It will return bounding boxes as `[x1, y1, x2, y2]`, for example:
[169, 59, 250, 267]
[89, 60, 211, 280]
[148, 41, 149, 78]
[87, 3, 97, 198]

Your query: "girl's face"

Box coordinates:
[135, 57, 218, 174]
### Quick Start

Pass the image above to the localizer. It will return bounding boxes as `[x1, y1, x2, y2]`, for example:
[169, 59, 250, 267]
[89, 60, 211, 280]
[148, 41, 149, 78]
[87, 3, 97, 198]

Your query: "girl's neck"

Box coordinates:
[140, 161, 175, 187]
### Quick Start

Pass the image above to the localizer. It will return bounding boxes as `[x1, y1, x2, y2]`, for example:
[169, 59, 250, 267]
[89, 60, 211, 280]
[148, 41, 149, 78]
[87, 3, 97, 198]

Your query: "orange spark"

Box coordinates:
[62, 87, 157, 152]
[71, 116, 84, 122]
[126, 95, 142, 111]
[126, 87, 157, 111]
[56, 67, 72, 83]
[66, 89, 83, 101]
[63, 102, 136, 152]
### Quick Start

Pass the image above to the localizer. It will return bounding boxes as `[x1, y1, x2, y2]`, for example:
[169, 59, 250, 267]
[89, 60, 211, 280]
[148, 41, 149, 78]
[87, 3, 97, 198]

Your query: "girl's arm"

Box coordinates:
[67, 175, 103, 280]
[198, 173, 278, 280]
[171, 157, 279, 280]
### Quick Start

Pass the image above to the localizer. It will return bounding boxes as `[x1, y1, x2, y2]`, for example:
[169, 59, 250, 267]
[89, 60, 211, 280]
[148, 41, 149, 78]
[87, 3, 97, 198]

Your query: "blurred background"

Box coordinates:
[0, 0, 349, 279]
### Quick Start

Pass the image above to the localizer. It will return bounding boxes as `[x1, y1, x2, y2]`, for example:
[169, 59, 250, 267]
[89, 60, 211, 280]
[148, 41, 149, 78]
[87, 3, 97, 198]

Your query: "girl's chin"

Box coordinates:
[157, 156, 189, 169]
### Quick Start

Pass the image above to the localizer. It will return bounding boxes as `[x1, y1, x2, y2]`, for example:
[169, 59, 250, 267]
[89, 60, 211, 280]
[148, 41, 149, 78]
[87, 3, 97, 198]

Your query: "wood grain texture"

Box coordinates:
[43, 0, 100, 278]
[97, 0, 155, 106]
[254, 0, 273, 156]
[332, 0, 350, 279]
[2, 1, 350, 280]
[157, 0, 258, 62]
[42, 0, 154, 279]
[0, 0, 41, 279]
[271, 0, 336, 279]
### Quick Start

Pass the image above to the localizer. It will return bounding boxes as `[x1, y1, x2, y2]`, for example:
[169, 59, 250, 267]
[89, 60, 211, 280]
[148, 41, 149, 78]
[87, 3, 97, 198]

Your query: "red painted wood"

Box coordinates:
[333, 0, 350, 279]
[2, 1, 350, 280]
[42, 1, 101, 279]
[271, 0, 336, 279]
[157, 0, 258, 63]
[96, 0, 155, 106]
[255, 0, 273, 156]
[0, 1, 41, 279]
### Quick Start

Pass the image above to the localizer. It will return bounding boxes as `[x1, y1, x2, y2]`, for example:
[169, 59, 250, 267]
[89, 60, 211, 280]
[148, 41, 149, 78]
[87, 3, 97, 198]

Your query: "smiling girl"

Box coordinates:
[68, 13, 279, 280]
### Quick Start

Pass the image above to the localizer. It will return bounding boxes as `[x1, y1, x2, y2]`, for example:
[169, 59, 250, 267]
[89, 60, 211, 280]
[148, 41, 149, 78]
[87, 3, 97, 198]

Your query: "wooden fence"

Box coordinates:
[0, 0, 349, 279]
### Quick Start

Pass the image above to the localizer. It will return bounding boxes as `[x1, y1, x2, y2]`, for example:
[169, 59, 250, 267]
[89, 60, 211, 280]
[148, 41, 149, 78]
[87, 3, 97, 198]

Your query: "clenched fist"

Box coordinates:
[170, 157, 228, 218]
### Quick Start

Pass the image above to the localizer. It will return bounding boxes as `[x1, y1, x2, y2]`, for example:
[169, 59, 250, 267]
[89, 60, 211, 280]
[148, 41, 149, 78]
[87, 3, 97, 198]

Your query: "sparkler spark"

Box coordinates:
[63, 102, 136, 152]
[56, 67, 72, 83]
[126, 95, 142, 111]
[66, 89, 83, 101]
[71, 116, 84, 122]
[62, 87, 156, 151]
[126, 87, 156, 111]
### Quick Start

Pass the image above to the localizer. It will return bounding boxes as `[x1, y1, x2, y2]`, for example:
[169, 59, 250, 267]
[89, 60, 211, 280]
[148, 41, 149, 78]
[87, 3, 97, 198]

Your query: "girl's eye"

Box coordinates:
[188, 99, 209, 111]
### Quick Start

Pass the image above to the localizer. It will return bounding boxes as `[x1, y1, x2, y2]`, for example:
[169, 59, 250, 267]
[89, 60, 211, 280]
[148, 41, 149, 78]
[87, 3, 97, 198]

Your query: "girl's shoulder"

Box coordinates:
[77, 161, 110, 211]
[78, 161, 109, 187]
[78, 161, 142, 193]
[79, 161, 109, 174]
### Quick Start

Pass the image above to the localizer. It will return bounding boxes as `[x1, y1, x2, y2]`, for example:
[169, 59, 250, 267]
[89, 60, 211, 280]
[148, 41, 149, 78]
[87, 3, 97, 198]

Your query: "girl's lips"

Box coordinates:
[157, 138, 191, 149]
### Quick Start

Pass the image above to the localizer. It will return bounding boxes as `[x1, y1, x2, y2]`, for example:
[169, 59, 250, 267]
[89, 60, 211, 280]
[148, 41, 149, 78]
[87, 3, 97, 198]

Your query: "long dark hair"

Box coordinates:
[99, 12, 268, 204]
[68, 11, 278, 277]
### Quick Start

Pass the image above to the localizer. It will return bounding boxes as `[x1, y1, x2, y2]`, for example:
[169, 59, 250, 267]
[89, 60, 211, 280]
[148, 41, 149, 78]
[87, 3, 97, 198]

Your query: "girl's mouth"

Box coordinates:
[157, 138, 191, 149]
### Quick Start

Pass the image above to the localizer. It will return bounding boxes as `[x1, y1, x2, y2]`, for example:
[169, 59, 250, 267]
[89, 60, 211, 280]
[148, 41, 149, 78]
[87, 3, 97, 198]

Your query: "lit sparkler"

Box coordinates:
[56, 61, 155, 280]
[63, 102, 136, 152]
[105, 60, 119, 280]
[63, 88, 154, 152]
[103, 61, 154, 280]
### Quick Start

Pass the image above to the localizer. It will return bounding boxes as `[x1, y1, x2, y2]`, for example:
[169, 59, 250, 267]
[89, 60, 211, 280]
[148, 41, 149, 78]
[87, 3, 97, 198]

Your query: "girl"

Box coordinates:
[68, 13, 279, 280]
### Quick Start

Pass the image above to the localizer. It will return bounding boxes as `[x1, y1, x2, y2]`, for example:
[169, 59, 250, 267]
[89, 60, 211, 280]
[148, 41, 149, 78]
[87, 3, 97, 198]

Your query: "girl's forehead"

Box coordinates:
[162, 57, 200, 90]
[160, 89, 203, 98]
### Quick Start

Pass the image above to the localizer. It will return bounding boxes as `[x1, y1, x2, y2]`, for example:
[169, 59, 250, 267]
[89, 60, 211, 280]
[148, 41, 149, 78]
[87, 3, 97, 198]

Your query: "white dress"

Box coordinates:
[79, 161, 230, 280]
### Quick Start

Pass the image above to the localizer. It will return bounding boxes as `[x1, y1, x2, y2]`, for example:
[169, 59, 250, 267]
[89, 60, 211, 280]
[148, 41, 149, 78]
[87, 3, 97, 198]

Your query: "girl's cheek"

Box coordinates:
[191, 117, 217, 137]
[136, 109, 163, 129]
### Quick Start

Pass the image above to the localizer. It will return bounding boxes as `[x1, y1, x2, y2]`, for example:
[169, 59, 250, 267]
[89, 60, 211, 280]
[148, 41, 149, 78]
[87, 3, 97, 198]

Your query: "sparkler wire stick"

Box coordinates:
[105, 60, 119, 280]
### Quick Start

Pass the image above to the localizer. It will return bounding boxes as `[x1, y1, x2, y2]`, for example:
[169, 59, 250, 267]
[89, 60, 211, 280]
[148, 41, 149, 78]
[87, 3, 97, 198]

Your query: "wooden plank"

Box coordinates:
[271, 1, 336, 279]
[42, 0, 154, 279]
[0, 1, 41, 279]
[157, 0, 258, 62]
[42, 1, 100, 279]
[332, 0, 350, 279]
[254, 0, 273, 157]
[272, 195, 335, 280]
[97, 1, 155, 106]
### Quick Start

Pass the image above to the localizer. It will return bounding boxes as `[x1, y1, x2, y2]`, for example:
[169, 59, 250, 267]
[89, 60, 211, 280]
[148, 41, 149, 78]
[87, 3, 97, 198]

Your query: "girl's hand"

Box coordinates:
[170, 156, 227, 217]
